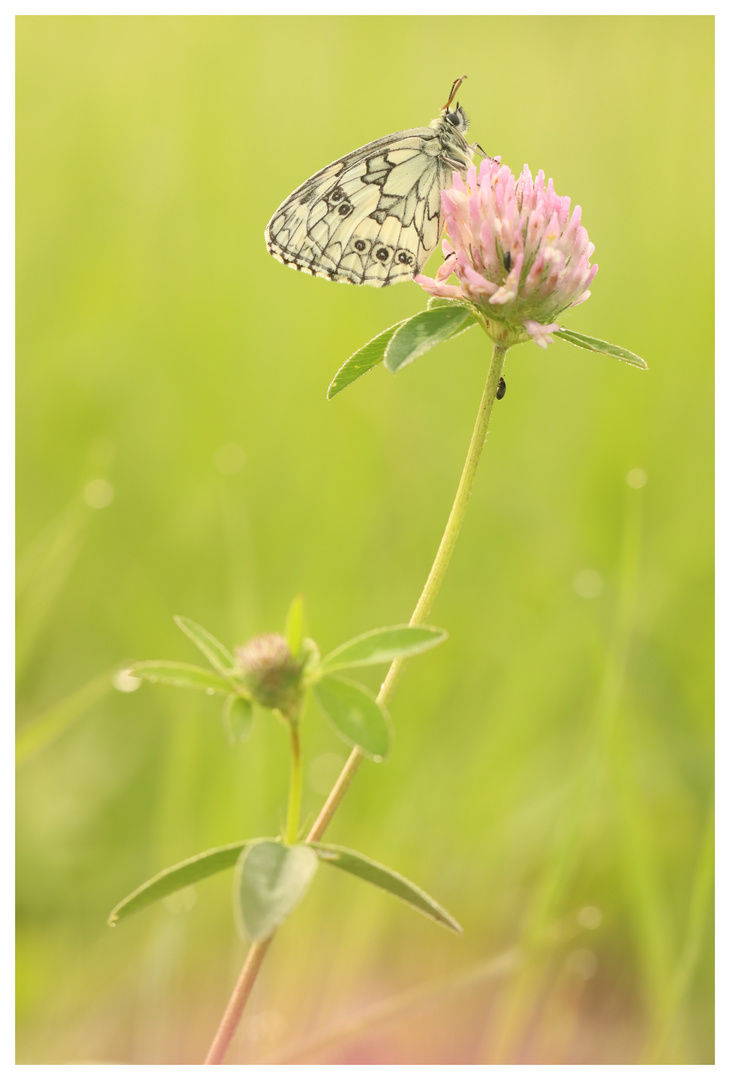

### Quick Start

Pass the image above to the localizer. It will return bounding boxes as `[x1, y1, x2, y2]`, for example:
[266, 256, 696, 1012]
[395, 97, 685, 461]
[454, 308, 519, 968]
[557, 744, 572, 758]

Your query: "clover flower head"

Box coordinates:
[236, 633, 302, 714]
[416, 158, 598, 349]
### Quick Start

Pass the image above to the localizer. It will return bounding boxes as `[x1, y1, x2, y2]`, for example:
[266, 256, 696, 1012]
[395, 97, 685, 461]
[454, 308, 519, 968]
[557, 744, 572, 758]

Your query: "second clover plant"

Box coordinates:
[110, 602, 456, 948]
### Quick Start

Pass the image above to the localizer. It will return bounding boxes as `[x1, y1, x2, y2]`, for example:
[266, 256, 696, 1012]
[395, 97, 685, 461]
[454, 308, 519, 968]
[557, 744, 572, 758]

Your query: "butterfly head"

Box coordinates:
[442, 103, 469, 135]
[438, 74, 469, 135]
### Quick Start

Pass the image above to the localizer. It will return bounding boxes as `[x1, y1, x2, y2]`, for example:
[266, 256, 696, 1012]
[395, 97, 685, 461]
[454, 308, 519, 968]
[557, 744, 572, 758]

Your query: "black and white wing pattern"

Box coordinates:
[265, 95, 476, 287]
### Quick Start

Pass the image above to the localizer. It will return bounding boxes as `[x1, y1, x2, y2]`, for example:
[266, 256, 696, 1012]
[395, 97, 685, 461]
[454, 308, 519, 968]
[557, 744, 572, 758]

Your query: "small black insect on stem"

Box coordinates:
[496, 377, 507, 401]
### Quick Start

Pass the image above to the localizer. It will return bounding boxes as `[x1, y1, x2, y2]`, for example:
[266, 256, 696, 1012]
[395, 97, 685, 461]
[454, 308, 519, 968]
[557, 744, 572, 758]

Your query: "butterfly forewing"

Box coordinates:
[265, 114, 474, 288]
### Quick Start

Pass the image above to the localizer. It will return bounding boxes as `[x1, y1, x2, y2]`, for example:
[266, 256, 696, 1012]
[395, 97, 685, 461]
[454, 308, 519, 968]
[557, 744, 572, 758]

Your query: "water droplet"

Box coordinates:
[573, 569, 603, 599]
[566, 948, 598, 980]
[84, 478, 115, 508]
[214, 443, 246, 475]
[113, 669, 141, 693]
[577, 905, 602, 930]
[626, 467, 648, 489]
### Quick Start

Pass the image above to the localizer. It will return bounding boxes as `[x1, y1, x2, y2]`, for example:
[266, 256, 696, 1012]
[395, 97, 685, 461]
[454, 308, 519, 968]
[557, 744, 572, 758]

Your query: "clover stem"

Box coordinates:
[204, 339, 508, 1064]
[306, 340, 508, 842]
[204, 938, 272, 1065]
[285, 719, 303, 846]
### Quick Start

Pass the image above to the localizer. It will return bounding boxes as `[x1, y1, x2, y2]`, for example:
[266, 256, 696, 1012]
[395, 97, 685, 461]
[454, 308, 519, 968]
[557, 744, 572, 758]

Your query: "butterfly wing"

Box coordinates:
[265, 128, 456, 287]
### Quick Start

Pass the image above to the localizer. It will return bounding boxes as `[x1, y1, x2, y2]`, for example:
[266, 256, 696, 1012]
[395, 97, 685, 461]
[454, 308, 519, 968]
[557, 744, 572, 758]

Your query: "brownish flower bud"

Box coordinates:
[236, 634, 302, 715]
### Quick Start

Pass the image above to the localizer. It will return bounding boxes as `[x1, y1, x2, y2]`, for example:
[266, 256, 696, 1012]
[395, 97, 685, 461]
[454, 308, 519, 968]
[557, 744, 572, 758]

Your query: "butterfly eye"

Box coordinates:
[396, 251, 413, 266]
[444, 106, 468, 133]
[329, 188, 345, 204]
[375, 246, 392, 263]
[353, 239, 368, 252]
[337, 202, 353, 217]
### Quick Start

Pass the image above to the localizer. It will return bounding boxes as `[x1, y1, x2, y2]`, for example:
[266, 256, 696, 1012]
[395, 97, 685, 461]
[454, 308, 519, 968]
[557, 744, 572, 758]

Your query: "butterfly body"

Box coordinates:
[265, 97, 475, 287]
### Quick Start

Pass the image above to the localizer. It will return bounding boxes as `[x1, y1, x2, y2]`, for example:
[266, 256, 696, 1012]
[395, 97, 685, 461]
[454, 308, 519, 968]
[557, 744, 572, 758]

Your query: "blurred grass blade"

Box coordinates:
[314, 676, 391, 760]
[108, 841, 250, 925]
[554, 328, 648, 369]
[320, 624, 447, 673]
[130, 660, 236, 695]
[327, 319, 407, 399]
[268, 947, 520, 1063]
[222, 693, 254, 744]
[284, 594, 305, 658]
[234, 840, 319, 941]
[173, 615, 237, 674]
[16, 669, 114, 766]
[644, 808, 715, 1062]
[384, 305, 476, 374]
[16, 497, 91, 676]
[310, 843, 462, 934]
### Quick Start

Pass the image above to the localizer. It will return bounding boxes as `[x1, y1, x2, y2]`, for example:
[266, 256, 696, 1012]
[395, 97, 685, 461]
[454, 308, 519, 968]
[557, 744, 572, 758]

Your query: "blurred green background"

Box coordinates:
[16, 15, 713, 1065]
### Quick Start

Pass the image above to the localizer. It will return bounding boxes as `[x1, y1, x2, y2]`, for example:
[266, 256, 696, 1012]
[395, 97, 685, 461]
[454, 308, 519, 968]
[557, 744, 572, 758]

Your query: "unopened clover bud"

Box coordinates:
[236, 633, 303, 716]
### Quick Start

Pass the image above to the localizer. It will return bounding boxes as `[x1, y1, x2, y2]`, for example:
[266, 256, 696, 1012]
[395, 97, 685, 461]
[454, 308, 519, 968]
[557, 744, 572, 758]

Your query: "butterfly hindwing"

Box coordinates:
[265, 128, 454, 287]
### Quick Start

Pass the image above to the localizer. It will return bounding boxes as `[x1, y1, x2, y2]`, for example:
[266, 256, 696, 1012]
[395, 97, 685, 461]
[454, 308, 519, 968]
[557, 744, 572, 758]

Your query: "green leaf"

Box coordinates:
[284, 594, 305, 658]
[309, 843, 462, 934]
[554, 328, 648, 369]
[130, 660, 235, 695]
[173, 615, 238, 675]
[234, 840, 319, 941]
[300, 636, 321, 681]
[314, 675, 391, 760]
[426, 295, 474, 313]
[223, 694, 254, 744]
[108, 841, 250, 925]
[327, 319, 408, 399]
[384, 305, 476, 374]
[320, 624, 447, 674]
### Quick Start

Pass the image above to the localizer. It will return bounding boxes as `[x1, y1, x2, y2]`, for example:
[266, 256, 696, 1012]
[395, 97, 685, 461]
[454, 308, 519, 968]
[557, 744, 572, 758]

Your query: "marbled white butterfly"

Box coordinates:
[265, 77, 482, 287]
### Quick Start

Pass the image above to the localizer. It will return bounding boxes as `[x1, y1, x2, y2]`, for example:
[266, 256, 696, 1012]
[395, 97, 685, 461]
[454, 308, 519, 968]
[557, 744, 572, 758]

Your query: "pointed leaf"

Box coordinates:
[285, 594, 305, 658]
[426, 295, 477, 314]
[554, 328, 648, 369]
[327, 319, 408, 399]
[234, 840, 319, 941]
[173, 615, 238, 675]
[108, 841, 250, 925]
[320, 624, 447, 674]
[384, 305, 476, 374]
[130, 660, 235, 695]
[223, 694, 254, 744]
[314, 675, 391, 760]
[300, 637, 321, 682]
[310, 843, 462, 934]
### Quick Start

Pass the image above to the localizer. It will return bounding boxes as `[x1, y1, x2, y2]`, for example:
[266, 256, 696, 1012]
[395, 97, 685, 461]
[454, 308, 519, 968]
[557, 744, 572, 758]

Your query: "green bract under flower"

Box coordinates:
[415, 159, 598, 350]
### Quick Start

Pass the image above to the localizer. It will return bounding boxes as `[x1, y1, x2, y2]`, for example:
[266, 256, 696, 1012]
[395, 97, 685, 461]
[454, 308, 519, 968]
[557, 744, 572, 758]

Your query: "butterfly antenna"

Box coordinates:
[442, 74, 467, 111]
